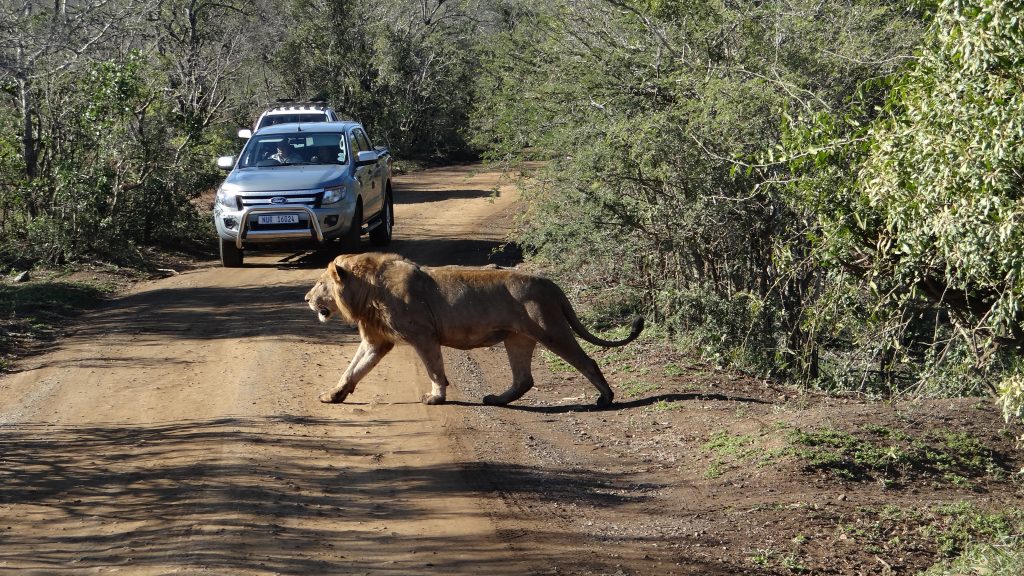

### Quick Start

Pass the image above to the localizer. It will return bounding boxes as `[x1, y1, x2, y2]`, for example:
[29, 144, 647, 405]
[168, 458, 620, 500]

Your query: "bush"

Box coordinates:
[472, 0, 925, 382]
[781, 0, 1024, 414]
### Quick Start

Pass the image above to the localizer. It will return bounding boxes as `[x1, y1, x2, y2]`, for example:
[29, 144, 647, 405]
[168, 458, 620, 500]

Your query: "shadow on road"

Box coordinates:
[0, 415, 653, 573]
[60, 241, 522, 347]
[64, 282, 344, 344]
[388, 238, 522, 267]
[394, 188, 498, 204]
[235, 237, 522, 271]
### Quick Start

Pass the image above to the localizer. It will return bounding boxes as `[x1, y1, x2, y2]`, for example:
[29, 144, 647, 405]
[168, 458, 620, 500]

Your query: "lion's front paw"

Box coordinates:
[319, 391, 347, 404]
[422, 394, 446, 405]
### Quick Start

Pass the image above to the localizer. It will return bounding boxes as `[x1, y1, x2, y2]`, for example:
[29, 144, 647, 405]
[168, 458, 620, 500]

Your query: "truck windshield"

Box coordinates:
[238, 132, 348, 168]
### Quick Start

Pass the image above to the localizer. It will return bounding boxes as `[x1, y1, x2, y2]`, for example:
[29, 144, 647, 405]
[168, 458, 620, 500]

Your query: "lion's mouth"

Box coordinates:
[317, 307, 331, 322]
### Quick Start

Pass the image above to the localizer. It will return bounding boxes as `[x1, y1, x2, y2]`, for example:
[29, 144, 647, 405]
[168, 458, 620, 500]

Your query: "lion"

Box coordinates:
[303, 252, 644, 408]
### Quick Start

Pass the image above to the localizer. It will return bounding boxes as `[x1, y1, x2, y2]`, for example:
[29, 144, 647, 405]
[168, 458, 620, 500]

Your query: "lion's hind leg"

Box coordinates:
[540, 333, 614, 408]
[483, 334, 536, 406]
[320, 339, 394, 403]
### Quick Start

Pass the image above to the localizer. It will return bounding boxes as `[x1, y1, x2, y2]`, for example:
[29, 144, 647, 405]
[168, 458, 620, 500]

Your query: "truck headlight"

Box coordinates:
[322, 185, 347, 205]
[215, 185, 238, 209]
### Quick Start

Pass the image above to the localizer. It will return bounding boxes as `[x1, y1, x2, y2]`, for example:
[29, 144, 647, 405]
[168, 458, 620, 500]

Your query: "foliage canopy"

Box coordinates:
[782, 0, 1024, 416]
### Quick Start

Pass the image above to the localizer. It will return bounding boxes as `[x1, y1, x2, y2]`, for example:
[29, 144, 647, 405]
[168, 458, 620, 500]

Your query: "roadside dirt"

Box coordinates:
[1, 165, 1021, 575]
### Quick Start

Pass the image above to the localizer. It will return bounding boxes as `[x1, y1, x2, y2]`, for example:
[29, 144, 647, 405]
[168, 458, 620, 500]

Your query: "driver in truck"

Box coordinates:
[271, 142, 302, 164]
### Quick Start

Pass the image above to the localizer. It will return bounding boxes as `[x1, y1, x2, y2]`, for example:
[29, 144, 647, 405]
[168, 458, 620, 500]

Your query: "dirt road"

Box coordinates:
[0, 166, 533, 575]
[1, 165, 1021, 575]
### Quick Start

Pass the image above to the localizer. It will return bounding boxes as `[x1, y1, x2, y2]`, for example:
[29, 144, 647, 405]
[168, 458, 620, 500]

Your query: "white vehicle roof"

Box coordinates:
[255, 100, 341, 129]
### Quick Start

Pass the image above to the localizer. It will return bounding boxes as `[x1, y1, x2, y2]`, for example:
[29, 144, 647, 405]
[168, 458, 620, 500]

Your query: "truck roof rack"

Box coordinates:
[271, 98, 328, 110]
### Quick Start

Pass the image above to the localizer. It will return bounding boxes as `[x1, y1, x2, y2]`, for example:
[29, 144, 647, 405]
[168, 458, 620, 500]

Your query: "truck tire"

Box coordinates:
[341, 201, 363, 253]
[220, 238, 243, 267]
[369, 190, 393, 247]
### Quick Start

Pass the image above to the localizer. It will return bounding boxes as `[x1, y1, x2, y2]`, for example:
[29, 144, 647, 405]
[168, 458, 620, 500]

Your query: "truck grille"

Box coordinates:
[236, 192, 323, 209]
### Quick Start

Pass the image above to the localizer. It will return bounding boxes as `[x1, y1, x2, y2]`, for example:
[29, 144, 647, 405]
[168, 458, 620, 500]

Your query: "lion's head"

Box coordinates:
[305, 253, 409, 329]
[304, 265, 342, 323]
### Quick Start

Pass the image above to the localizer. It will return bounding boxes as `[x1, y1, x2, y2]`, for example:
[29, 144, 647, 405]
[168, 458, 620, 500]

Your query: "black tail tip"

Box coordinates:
[631, 315, 645, 334]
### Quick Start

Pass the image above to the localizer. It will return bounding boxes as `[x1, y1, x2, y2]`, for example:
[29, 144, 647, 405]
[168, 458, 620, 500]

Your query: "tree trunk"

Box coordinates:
[16, 2, 38, 186]
[19, 76, 37, 183]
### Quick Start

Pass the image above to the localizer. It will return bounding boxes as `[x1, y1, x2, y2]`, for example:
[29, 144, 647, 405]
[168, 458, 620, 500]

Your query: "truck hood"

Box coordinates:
[223, 165, 348, 193]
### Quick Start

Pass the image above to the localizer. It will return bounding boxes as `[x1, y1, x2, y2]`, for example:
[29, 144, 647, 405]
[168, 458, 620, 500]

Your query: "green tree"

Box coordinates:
[276, 0, 479, 157]
[0, 0, 261, 265]
[472, 0, 924, 375]
[782, 0, 1024, 415]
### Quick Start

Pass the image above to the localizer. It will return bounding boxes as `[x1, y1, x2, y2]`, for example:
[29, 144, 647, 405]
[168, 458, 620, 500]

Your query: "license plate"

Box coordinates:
[257, 214, 300, 225]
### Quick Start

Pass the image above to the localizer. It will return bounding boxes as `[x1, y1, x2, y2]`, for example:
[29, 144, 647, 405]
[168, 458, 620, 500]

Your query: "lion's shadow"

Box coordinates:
[446, 392, 772, 413]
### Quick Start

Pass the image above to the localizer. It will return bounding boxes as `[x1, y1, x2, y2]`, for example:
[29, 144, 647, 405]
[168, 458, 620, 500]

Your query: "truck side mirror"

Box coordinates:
[237, 128, 252, 139]
[355, 150, 378, 166]
[217, 156, 235, 170]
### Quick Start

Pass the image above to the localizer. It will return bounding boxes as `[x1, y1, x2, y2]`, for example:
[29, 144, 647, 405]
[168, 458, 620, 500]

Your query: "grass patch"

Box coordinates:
[786, 425, 1008, 485]
[704, 430, 757, 458]
[704, 458, 724, 479]
[925, 502, 1024, 560]
[921, 541, 1024, 576]
[622, 380, 660, 398]
[540, 349, 575, 373]
[701, 429, 787, 476]
[0, 278, 111, 370]
[663, 362, 686, 377]
[843, 503, 1024, 576]
[747, 547, 808, 574]
[648, 399, 683, 413]
[1, 280, 111, 318]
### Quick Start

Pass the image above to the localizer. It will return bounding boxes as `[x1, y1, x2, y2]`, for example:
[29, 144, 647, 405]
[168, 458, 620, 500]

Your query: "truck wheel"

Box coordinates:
[369, 191, 393, 247]
[220, 239, 243, 267]
[342, 202, 363, 253]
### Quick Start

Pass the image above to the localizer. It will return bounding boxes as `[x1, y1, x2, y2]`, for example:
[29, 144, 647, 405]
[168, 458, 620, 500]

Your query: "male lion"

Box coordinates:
[304, 253, 644, 408]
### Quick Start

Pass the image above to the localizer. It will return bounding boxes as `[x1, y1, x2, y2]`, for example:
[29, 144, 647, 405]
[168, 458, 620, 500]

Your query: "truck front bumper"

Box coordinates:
[214, 202, 356, 249]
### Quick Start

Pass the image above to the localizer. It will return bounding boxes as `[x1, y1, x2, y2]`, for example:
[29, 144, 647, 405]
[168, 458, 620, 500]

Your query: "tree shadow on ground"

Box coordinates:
[0, 415, 659, 574]
[393, 188, 498, 204]
[277, 238, 524, 269]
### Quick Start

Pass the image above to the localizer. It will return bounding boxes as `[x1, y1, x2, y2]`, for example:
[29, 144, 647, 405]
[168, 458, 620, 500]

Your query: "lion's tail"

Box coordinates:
[562, 295, 645, 348]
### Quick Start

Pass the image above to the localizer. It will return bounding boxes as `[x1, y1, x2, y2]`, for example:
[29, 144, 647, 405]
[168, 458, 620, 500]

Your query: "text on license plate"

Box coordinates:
[257, 214, 300, 225]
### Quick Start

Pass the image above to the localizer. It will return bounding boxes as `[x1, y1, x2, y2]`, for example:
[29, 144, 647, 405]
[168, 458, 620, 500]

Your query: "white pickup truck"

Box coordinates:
[213, 121, 394, 267]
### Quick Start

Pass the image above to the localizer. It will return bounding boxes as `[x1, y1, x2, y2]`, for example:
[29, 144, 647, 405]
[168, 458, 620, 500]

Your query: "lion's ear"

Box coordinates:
[329, 255, 349, 283]
[330, 262, 346, 283]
